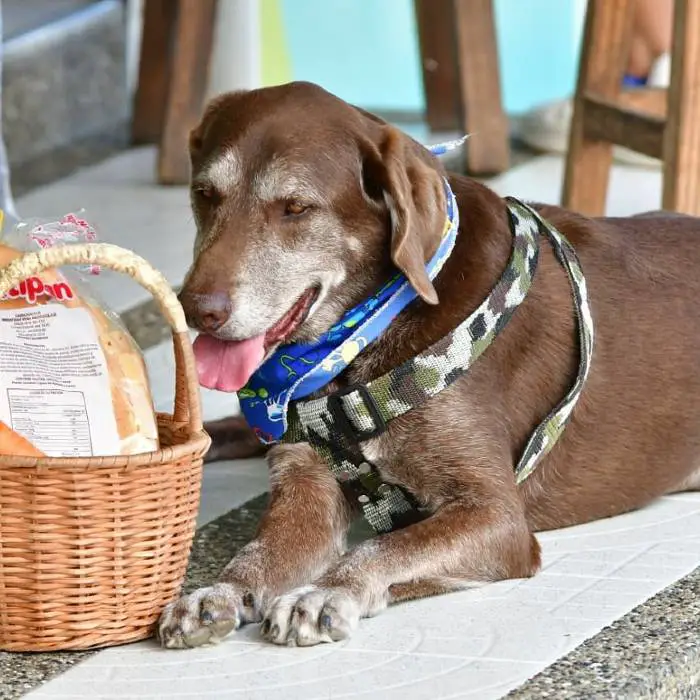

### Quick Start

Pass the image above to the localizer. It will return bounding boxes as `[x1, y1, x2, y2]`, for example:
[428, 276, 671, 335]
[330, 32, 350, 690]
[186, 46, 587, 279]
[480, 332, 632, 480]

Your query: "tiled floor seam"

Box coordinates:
[506, 565, 700, 699]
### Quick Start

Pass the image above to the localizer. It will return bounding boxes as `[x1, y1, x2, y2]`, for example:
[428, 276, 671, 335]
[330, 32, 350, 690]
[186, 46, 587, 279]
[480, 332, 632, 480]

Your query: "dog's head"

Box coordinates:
[179, 81, 447, 391]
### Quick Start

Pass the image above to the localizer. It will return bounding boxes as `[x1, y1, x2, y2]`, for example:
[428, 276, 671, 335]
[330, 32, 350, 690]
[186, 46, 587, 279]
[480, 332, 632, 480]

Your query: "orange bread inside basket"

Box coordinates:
[0, 420, 44, 456]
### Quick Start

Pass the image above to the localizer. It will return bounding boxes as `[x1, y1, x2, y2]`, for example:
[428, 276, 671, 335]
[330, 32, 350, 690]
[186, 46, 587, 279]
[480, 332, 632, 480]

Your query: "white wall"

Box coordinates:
[208, 0, 260, 98]
[125, 0, 142, 97]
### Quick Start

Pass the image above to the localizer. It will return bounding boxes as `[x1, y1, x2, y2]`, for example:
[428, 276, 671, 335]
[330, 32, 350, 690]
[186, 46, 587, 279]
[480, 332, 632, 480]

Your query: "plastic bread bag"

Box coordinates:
[0, 210, 159, 457]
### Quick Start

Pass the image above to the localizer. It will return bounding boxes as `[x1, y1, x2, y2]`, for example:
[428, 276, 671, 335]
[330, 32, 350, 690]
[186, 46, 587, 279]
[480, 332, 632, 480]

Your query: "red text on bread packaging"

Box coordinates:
[1, 277, 75, 304]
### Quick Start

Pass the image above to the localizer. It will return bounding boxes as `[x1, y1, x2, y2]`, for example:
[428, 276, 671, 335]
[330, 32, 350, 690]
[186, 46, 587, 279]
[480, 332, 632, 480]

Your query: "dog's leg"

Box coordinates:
[158, 444, 351, 648]
[261, 490, 540, 646]
[387, 578, 479, 603]
[203, 415, 270, 462]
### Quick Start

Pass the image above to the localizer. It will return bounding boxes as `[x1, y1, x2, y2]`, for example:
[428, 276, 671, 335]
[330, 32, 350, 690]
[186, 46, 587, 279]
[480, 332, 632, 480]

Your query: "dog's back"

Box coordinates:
[516, 203, 700, 528]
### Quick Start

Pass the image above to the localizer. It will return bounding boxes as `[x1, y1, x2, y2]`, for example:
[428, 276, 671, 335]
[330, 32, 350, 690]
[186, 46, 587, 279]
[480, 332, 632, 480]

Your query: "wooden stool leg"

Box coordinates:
[132, 0, 177, 145]
[562, 0, 634, 216]
[452, 0, 509, 175]
[415, 0, 460, 132]
[662, 0, 700, 215]
[158, 0, 218, 186]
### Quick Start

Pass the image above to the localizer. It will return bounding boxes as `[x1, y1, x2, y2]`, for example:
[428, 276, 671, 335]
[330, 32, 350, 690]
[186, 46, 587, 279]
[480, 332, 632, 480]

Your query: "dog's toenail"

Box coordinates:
[270, 624, 280, 639]
[201, 611, 214, 624]
[242, 592, 254, 608]
[320, 614, 332, 629]
[185, 629, 212, 647]
[261, 619, 271, 635]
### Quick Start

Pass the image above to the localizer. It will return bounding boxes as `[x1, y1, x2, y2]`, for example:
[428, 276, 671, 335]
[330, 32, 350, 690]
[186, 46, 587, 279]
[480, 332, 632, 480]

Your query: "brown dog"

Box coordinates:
[158, 81, 700, 649]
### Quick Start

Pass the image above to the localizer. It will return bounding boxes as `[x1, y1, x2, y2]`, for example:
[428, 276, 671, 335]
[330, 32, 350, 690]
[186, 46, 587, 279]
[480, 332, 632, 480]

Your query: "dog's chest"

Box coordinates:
[359, 435, 437, 510]
[359, 439, 386, 471]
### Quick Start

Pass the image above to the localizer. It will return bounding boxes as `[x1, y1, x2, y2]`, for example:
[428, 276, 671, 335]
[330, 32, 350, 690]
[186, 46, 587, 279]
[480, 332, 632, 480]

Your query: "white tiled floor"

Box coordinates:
[487, 153, 662, 215]
[24, 497, 700, 699]
[16, 148, 700, 700]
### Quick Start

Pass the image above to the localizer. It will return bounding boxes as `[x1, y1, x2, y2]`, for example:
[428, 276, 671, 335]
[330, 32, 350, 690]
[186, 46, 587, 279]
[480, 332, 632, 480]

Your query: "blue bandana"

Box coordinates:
[238, 137, 467, 444]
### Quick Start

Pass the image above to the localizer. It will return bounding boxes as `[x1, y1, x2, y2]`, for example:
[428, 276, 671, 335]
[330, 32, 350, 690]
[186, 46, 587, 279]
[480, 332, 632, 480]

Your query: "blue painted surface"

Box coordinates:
[494, 0, 580, 113]
[279, 0, 581, 115]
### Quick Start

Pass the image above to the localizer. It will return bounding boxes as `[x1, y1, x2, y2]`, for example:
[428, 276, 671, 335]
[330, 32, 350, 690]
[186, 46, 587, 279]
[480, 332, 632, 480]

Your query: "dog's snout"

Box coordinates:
[179, 290, 232, 333]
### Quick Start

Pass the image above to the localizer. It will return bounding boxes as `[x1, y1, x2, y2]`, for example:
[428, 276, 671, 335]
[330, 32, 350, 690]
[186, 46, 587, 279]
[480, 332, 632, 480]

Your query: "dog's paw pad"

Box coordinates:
[157, 584, 243, 649]
[261, 585, 360, 647]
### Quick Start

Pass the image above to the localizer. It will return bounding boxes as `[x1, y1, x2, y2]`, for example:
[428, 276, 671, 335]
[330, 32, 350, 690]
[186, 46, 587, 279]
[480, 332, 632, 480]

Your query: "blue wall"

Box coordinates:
[280, 0, 582, 115]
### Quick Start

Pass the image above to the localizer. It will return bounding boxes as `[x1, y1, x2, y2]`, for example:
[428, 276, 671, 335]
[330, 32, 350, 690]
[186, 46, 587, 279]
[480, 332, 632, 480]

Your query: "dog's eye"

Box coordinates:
[194, 185, 218, 203]
[284, 200, 308, 217]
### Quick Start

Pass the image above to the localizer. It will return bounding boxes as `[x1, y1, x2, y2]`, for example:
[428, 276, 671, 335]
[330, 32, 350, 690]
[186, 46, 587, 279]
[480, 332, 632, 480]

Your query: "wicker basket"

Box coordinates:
[0, 243, 210, 652]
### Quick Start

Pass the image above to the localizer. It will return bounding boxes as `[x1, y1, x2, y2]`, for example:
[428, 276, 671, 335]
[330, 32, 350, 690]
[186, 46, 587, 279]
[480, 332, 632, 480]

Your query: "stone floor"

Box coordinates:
[2, 144, 698, 700]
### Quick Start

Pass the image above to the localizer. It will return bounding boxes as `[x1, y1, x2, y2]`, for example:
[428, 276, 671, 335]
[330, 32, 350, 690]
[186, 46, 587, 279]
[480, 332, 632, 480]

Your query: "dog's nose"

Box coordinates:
[178, 290, 232, 333]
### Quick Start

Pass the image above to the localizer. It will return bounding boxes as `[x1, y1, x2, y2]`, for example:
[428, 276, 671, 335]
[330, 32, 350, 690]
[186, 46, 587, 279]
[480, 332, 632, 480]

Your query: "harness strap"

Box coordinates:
[510, 200, 594, 481]
[284, 198, 594, 532]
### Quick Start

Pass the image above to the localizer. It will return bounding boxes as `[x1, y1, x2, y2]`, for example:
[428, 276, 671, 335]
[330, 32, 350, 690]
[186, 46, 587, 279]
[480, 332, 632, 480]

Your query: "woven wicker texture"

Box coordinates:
[0, 243, 210, 651]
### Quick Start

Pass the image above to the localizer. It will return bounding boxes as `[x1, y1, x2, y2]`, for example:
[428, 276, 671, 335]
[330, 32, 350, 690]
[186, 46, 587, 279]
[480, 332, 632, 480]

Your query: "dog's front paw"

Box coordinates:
[158, 583, 257, 649]
[261, 585, 361, 647]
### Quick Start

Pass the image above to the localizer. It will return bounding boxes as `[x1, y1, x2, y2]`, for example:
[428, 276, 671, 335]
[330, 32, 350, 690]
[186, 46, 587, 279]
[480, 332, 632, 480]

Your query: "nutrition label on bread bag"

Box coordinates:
[0, 304, 121, 457]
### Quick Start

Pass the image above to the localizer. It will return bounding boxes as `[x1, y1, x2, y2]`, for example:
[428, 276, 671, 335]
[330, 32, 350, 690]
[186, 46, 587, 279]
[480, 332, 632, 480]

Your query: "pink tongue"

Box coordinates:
[193, 333, 266, 392]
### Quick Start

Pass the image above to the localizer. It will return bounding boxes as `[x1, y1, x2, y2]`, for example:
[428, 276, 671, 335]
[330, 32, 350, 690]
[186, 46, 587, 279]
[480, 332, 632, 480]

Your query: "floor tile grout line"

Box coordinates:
[544, 547, 657, 614]
[43, 647, 537, 700]
[532, 571, 692, 583]
[89, 645, 548, 665]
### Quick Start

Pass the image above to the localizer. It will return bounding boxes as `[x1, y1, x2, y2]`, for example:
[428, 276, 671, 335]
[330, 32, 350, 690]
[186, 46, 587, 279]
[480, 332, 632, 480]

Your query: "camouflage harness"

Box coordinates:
[283, 198, 594, 534]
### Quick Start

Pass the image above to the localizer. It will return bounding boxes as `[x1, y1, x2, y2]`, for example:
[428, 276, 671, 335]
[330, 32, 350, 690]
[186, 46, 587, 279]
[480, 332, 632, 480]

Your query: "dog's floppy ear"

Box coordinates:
[359, 123, 446, 305]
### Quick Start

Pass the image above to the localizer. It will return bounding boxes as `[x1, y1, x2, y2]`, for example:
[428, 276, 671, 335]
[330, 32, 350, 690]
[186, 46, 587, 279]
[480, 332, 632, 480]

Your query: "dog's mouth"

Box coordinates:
[193, 286, 320, 392]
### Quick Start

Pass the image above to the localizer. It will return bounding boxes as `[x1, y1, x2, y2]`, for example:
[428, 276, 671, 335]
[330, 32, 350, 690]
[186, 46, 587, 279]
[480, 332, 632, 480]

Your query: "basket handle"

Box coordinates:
[0, 242, 203, 434]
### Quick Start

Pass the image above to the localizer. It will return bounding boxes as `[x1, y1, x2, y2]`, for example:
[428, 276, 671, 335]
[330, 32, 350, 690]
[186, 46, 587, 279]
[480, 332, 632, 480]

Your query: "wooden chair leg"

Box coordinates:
[415, 0, 460, 132]
[157, 0, 218, 186]
[132, 0, 177, 145]
[662, 0, 700, 215]
[562, 0, 634, 216]
[452, 0, 509, 175]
